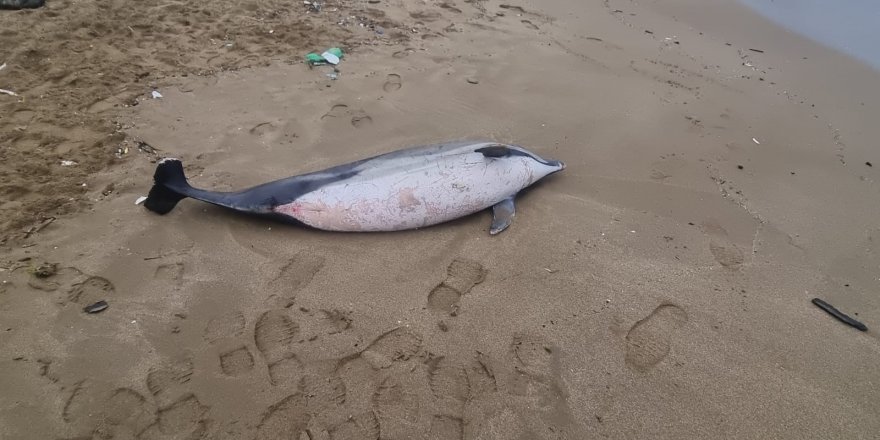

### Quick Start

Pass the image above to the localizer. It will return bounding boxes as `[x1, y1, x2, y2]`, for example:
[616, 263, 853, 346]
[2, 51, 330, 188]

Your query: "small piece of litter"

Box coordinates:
[0, 88, 19, 97]
[752, 137, 760, 144]
[321, 51, 340, 65]
[135, 196, 148, 205]
[60, 160, 78, 166]
[83, 300, 109, 314]
[0, 63, 6, 72]
[811, 298, 867, 331]
[151, 90, 163, 99]
[466, 78, 479, 84]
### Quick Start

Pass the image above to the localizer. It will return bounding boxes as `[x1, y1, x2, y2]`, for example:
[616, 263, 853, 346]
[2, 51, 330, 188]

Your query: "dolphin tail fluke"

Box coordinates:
[144, 158, 192, 215]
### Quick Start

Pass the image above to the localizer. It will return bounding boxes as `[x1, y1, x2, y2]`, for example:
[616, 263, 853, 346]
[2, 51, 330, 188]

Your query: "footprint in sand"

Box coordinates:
[154, 262, 185, 282]
[430, 415, 464, 440]
[328, 411, 380, 440]
[140, 394, 210, 439]
[710, 242, 744, 269]
[373, 374, 426, 438]
[508, 333, 565, 405]
[392, 48, 416, 58]
[268, 252, 325, 297]
[350, 111, 373, 128]
[254, 310, 303, 385]
[321, 104, 349, 119]
[360, 327, 423, 369]
[204, 311, 247, 344]
[701, 220, 746, 269]
[427, 258, 487, 316]
[255, 393, 310, 440]
[301, 360, 347, 418]
[625, 304, 688, 371]
[426, 357, 468, 439]
[68, 275, 115, 305]
[383, 73, 402, 92]
[25, 264, 83, 293]
[62, 381, 156, 436]
[219, 346, 255, 377]
[428, 356, 469, 415]
[145, 359, 195, 407]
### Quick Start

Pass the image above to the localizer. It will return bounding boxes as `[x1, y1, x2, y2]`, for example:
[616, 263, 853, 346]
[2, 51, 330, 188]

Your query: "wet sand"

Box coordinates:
[1, 0, 879, 439]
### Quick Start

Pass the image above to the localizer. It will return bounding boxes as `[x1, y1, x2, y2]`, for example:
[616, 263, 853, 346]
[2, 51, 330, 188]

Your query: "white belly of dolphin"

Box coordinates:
[274, 152, 543, 232]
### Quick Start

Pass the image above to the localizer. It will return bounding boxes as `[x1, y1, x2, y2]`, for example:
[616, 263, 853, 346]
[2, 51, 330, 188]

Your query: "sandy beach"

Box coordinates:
[2, 0, 879, 439]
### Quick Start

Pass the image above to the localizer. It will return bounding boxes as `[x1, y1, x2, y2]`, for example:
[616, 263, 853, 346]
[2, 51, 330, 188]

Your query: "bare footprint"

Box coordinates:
[256, 394, 310, 440]
[625, 304, 688, 371]
[427, 258, 486, 315]
[383, 73, 402, 92]
[710, 242, 744, 269]
[219, 346, 255, 377]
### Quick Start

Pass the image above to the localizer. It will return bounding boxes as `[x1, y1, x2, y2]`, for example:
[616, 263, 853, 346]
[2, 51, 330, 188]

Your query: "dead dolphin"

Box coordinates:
[143, 140, 565, 235]
[0, 0, 44, 10]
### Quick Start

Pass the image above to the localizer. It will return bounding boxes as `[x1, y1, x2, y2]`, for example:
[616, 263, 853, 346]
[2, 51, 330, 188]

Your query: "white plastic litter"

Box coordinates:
[60, 160, 78, 166]
[151, 90, 163, 99]
[321, 51, 340, 65]
[135, 196, 148, 205]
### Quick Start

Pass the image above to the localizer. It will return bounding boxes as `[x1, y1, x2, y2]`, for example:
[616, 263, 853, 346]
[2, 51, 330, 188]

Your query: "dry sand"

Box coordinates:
[2, 0, 880, 439]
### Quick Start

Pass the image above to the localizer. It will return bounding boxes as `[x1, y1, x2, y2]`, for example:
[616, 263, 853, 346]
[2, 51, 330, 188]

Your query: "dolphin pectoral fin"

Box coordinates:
[475, 145, 513, 158]
[489, 196, 516, 235]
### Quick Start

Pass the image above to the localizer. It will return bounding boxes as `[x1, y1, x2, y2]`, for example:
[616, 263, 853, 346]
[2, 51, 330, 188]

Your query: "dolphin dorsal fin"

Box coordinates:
[475, 145, 513, 158]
